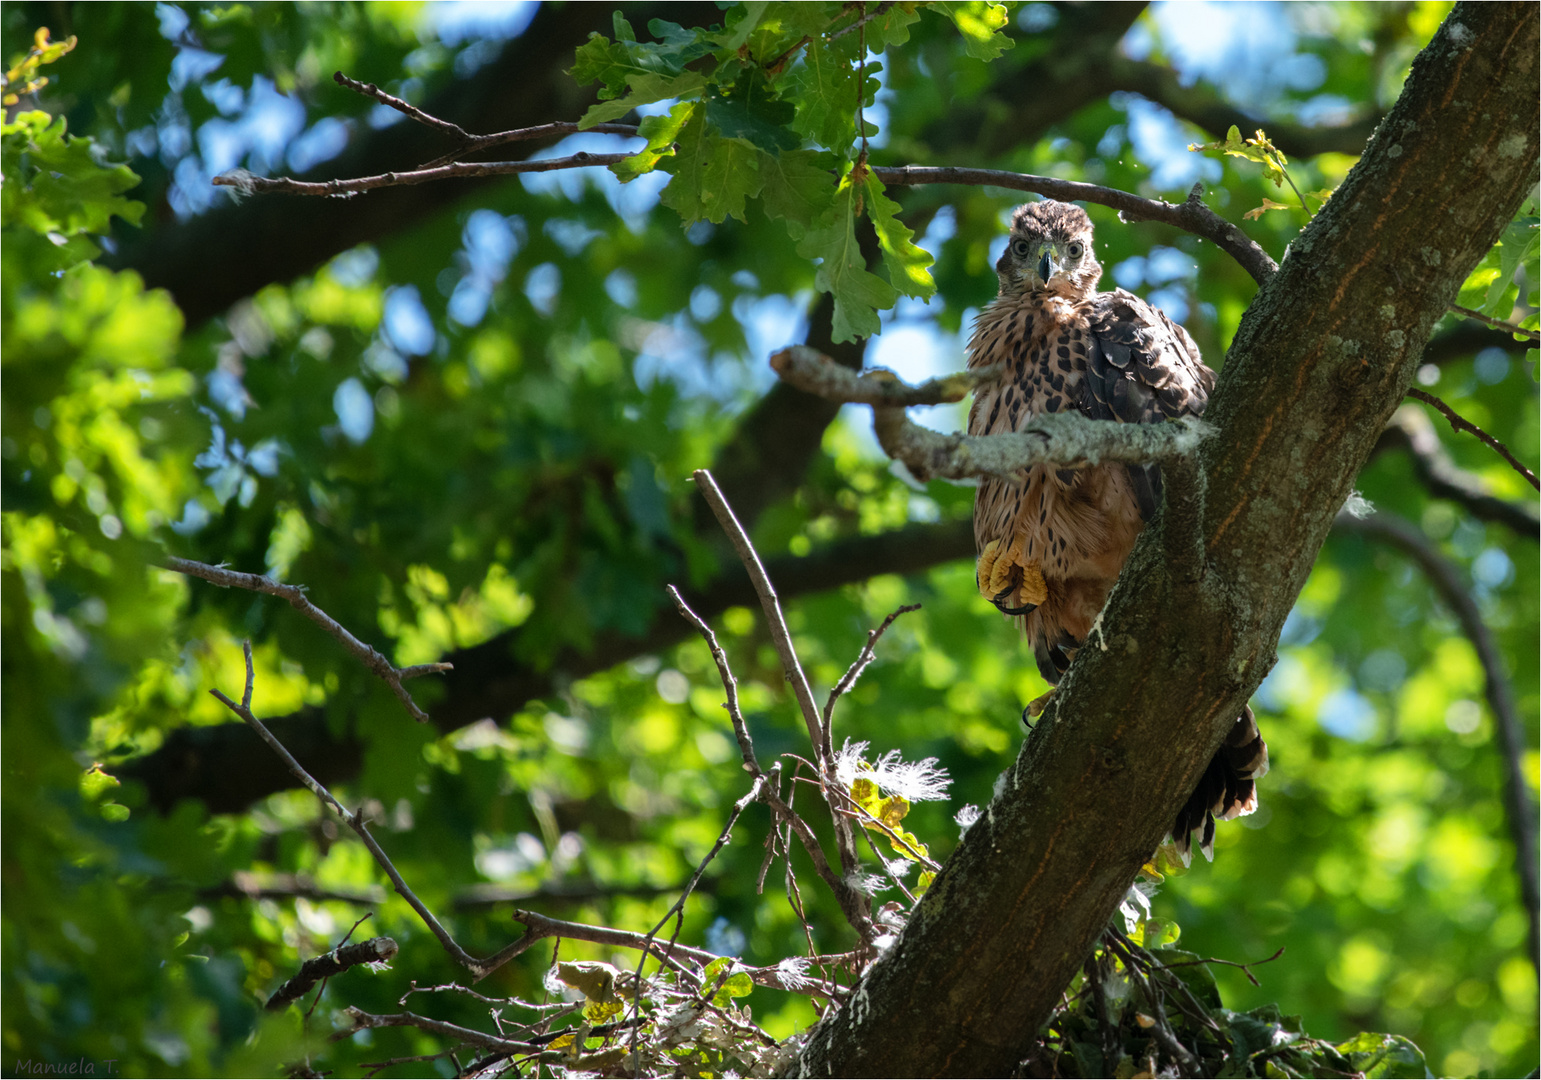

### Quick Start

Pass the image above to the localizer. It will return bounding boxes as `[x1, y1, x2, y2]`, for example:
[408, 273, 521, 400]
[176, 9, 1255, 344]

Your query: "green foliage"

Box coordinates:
[570, 3, 983, 340]
[2, 3, 1535, 1077]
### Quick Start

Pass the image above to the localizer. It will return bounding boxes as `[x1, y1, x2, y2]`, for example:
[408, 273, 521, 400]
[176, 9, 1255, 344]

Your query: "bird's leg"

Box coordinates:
[1025, 687, 1056, 718]
[979, 534, 1047, 616]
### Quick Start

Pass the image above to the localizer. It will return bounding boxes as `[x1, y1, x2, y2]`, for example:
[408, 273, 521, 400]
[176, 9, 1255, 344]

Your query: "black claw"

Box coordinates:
[992, 587, 1037, 617]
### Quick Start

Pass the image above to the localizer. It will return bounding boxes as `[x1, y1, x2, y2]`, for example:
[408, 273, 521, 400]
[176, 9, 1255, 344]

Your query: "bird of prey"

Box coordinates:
[966, 199, 1268, 862]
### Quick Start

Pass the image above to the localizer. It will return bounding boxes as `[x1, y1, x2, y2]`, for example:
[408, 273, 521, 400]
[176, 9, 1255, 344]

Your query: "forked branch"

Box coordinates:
[164, 556, 450, 723]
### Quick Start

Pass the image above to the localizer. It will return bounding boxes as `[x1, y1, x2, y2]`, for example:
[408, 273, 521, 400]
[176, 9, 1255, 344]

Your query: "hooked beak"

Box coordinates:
[1038, 249, 1056, 284]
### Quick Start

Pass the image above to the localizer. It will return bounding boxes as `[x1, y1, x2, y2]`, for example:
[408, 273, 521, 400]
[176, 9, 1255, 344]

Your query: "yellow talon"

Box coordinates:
[977, 539, 1003, 597]
[976, 535, 1048, 611]
[1025, 687, 1056, 717]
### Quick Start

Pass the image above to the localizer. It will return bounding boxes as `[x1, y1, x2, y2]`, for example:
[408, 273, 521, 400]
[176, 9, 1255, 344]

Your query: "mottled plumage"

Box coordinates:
[967, 200, 1267, 862]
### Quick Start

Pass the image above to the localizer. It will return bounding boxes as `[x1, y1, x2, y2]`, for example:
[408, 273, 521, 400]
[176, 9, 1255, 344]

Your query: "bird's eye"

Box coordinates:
[1011, 238, 1032, 258]
[1066, 242, 1084, 259]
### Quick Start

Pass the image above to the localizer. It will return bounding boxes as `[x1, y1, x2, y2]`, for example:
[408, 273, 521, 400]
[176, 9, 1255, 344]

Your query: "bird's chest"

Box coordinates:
[968, 300, 1136, 579]
[967, 302, 1092, 434]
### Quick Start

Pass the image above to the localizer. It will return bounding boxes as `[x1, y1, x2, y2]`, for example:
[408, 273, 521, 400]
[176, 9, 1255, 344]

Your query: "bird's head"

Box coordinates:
[995, 200, 1102, 300]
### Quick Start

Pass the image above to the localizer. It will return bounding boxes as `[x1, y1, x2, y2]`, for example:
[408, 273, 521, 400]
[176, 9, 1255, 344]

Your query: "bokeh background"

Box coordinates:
[3, 2, 1536, 1076]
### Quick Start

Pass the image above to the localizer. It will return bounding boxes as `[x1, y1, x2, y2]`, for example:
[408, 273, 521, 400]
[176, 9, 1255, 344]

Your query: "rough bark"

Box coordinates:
[789, 4, 1539, 1075]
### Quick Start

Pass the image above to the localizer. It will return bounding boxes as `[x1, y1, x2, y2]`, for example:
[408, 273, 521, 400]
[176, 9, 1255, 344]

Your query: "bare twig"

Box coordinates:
[218, 77, 1278, 285]
[164, 557, 449, 723]
[1103, 933, 1201, 1073]
[332, 70, 645, 168]
[874, 170, 1278, 285]
[453, 879, 707, 911]
[1447, 302, 1541, 341]
[667, 585, 762, 776]
[628, 775, 766, 1059]
[1334, 509, 1539, 969]
[200, 871, 382, 906]
[358, 1049, 459, 1077]
[1156, 945, 1286, 988]
[339, 1007, 538, 1054]
[828, 0, 896, 42]
[823, 603, 921, 732]
[691, 471, 825, 761]
[213, 151, 639, 197]
[1375, 406, 1540, 540]
[334, 71, 474, 142]
[692, 469, 879, 942]
[499, 909, 714, 979]
[267, 935, 398, 1012]
[1406, 388, 1539, 490]
[211, 642, 507, 978]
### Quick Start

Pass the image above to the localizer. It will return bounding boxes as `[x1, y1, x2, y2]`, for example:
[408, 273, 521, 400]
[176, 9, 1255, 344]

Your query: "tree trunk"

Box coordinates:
[790, 4, 1539, 1075]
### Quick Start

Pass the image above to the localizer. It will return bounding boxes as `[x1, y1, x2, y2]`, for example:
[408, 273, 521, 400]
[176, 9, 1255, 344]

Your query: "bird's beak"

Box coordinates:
[1038, 249, 1055, 283]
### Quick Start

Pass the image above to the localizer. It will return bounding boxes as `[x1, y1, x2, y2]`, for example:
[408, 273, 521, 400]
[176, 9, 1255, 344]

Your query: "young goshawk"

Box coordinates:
[966, 199, 1268, 862]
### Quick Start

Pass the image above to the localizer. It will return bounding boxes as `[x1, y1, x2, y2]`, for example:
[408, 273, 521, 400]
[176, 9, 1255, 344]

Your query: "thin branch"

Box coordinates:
[667, 585, 762, 777]
[1334, 509, 1539, 970]
[210, 643, 505, 979]
[332, 70, 646, 169]
[690, 469, 878, 942]
[200, 872, 382, 906]
[771, 345, 1001, 406]
[1102, 932, 1201, 1073]
[218, 78, 1278, 286]
[164, 557, 450, 723]
[334, 71, 474, 142]
[1447, 302, 1541, 341]
[267, 936, 398, 1012]
[1373, 406, 1539, 539]
[691, 470, 826, 764]
[628, 775, 765, 1057]
[1406, 388, 1539, 491]
[339, 1007, 538, 1054]
[453, 879, 706, 911]
[499, 909, 715, 979]
[1155, 946, 1286, 989]
[212, 151, 639, 198]
[874, 170, 1278, 285]
[828, 0, 896, 42]
[823, 603, 921, 732]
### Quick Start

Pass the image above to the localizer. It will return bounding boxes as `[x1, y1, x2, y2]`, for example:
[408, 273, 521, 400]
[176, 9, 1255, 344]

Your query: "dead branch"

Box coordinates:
[164, 556, 449, 723]
[267, 936, 399, 1012]
[210, 641, 513, 980]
